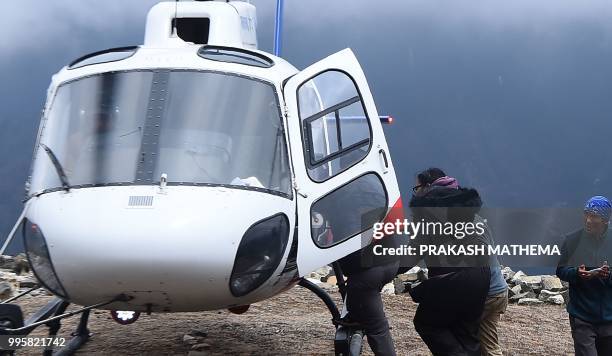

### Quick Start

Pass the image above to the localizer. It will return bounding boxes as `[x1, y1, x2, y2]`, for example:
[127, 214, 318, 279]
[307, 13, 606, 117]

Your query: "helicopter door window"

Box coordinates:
[309, 113, 340, 158]
[297, 70, 371, 182]
[311, 173, 387, 248]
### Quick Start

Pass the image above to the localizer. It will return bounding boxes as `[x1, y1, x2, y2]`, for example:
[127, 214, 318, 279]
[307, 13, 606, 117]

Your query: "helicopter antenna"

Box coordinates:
[273, 0, 284, 56]
[171, 0, 179, 37]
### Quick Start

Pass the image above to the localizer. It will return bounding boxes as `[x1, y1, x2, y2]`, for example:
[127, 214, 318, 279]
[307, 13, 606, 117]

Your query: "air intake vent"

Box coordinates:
[128, 196, 154, 207]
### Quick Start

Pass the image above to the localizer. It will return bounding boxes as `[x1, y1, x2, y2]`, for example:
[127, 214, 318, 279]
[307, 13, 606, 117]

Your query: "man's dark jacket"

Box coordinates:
[407, 186, 490, 323]
[556, 228, 612, 324]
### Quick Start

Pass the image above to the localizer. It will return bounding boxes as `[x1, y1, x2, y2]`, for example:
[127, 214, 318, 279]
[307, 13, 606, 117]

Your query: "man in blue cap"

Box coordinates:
[557, 196, 612, 356]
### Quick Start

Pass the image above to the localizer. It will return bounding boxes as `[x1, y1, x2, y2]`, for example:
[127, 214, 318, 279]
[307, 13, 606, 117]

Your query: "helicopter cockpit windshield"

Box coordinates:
[28, 70, 291, 197]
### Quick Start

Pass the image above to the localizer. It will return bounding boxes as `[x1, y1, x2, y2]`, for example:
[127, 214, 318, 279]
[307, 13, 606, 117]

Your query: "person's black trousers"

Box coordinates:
[345, 261, 399, 356]
[570, 315, 612, 356]
[414, 309, 482, 356]
[412, 267, 489, 356]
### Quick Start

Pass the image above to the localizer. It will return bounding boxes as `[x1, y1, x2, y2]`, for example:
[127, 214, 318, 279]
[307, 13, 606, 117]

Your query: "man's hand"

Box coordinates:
[578, 264, 595, 280]
[598, 263, 610, 279]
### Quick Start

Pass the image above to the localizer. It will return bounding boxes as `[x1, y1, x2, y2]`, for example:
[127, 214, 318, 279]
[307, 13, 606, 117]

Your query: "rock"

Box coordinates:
[382, 283, 395, 295]
[183, 334, 199, 345]
[541, 276, 564, 292]
[317, 266, 333, 281]
[404, 266, 421, 274]
[191, 343, 211, 351]
[510, 271, 526, 285]
[325, 276, 337, 286]
[307, 272, 323, 281]
[0, 272, 19, 298]
[0, 255, 15, 270]
[17, 275, 37, 289]
[547, 295, 565, 305]
[502, 266, 515, 281]
[305, 278, 323, 286]
[396, 273, 418, 283]
[393, 277, 408, 294]
[532, 285, 542, 295]
[508, 295, 519, 303]
[0, 281, 13, 300]
[562, 281, 569, 289]
[13, 254, 29, 275]
[509, 293, 525, 303]
[508, 285, 522, 297]
[29, 288, 51, 297]
[509, 291, 537, 303]
[538, 290, 561, 302]
[520, 281, 534, 294]
[399, 266, 422, 282]
[311, 266, 332, 281]
[316, 265, 332, 274]
[520, 275, 542, 286]
[518, 298, 543, 306]
[561, 289, 570, 304]
[0, 270, 17, 282]
[319, 282, 338, 293]
[510, 272, 542, 286]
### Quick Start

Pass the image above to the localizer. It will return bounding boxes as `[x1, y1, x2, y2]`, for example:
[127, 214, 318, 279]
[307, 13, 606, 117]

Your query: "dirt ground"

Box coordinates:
[14, 287, 573, 355]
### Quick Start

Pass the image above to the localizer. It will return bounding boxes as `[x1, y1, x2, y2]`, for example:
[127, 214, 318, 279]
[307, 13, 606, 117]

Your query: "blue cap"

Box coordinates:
[584, 196, 612, 221]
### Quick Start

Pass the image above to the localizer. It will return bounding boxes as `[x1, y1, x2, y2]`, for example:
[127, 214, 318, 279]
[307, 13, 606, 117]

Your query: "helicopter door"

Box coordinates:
[283, 48, 401, 276]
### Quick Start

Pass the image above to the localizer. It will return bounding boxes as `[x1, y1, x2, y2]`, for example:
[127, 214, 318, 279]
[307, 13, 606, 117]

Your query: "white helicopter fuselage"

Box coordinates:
[16, 1, 401, 313]
[29, 186, 296, 312]
[26, 42, 301, 312]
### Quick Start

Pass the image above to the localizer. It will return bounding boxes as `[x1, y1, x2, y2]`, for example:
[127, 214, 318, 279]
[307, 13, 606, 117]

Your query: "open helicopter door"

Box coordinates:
[283, 49, 401, 276]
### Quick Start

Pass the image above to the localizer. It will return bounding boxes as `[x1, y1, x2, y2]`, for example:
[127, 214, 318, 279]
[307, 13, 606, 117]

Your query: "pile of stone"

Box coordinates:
[0, 254, 30, 275]
[0, 254, 46, 301]
[502, 267, 568, 306]
[306, 265, 406, 295]
[392, 266, 568, 306]
[393, 266, 428, 295]
[305, 266, 341, 293]
[302, 264, 570, 306]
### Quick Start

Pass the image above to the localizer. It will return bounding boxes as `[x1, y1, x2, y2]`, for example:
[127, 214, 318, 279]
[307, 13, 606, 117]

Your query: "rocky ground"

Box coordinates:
[14, 288, 573, 355]
[1, 256, 574, 355]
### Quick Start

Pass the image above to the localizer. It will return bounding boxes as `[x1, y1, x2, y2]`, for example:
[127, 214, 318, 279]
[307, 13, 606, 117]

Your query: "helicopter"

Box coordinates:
[0, 1, 401, 354]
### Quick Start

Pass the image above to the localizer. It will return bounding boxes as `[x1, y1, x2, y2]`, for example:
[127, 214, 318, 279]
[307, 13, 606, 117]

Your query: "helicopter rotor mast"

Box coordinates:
[274, 0, 284, 56]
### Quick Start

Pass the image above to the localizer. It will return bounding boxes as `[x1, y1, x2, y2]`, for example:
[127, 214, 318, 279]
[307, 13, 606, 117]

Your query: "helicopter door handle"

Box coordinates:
[379, 149, 389, 173]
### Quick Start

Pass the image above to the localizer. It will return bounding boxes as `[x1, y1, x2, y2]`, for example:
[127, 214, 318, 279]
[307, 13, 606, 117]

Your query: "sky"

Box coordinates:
[2, 0, 612, 252]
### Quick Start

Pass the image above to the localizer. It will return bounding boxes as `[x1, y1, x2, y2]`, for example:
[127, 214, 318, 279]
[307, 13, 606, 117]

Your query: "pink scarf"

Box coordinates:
[431, 176, 459, 189]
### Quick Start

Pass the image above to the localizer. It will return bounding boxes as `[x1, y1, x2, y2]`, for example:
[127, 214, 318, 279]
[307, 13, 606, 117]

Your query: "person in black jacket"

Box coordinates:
[337, 248, 399, 356]
[314, 173, 400, 356]
[556, 195, 612, 356]
[407, 168, 490, 356]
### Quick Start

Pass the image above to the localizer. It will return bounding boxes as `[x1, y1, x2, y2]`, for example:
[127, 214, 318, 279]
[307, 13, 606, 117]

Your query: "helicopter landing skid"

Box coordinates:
[297, 262, 365, 356]
[0, 293, 125, 356]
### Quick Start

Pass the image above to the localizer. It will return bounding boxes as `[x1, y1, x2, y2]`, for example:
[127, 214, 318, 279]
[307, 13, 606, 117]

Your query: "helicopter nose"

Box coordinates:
[26, 186, 294, 311]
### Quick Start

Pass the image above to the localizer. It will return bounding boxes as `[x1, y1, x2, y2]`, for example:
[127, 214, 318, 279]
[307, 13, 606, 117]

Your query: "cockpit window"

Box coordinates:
[29, 70, 291, 198]
[68, 47, 138, 70]
[198, 46, 274, 68]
